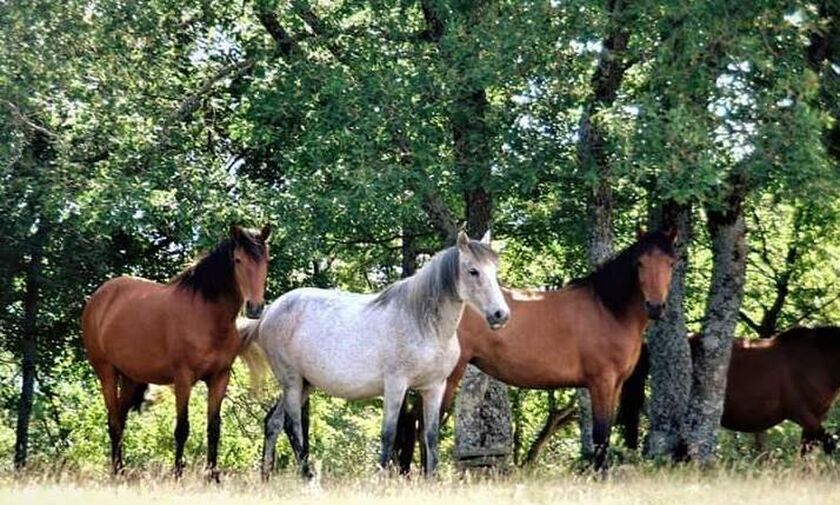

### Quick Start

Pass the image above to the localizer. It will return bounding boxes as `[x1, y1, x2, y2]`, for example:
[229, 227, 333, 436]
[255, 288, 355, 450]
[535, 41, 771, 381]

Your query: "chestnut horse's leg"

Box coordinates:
[173, 376, 193, 478]
[113, 376, 144, 472]
[588, 377, 619, 472]
[420, 381, 446, 476]
[204, 369, 230, 483]
[95, 364, 123, 475]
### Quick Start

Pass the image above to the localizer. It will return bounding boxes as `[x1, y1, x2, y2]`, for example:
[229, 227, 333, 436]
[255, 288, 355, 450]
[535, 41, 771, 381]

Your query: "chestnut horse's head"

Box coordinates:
[231, 224, 271, 319]
[635, 226, 677, 319]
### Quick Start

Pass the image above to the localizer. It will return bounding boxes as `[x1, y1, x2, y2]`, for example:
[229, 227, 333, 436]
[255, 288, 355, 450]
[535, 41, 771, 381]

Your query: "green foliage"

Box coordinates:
[1, 0, 839, 473]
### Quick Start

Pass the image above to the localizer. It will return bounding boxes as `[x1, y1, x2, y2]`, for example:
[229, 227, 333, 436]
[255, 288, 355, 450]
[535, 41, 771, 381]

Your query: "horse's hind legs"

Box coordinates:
[800, 426, 836, 456]
[95, 365, 123, 476]
[379, 379, 408, 473]
[173, 376, 193, 478]
[261, 395, 285, 481]
[281, 381, 313, 479]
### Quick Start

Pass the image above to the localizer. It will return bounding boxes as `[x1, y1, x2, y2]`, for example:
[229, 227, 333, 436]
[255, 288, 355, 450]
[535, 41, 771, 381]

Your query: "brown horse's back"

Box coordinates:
[719, 339, 789, 432]
[462, 286, 644, 390]
[691, 331, 840, 434]
[83, 276, 238, 385]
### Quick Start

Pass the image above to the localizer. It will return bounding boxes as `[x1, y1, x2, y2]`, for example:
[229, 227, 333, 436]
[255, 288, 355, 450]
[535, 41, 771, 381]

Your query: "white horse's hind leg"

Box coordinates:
[420, 382, 445, 476]
[379, 379, 408, 471]
[261, 395, 284, 481]
[281, 376, 313, 479]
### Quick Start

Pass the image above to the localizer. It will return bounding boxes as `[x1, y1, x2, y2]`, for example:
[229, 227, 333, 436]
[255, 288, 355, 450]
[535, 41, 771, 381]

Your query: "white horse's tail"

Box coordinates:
[237, 318, 271, 394]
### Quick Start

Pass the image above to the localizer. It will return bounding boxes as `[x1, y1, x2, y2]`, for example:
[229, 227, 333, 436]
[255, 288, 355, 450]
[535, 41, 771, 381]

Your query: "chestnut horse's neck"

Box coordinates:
[171, 239, 244, 322]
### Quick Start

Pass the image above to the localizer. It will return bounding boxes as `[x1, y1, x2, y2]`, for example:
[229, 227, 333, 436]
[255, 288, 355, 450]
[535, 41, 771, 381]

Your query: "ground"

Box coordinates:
[3, 463, 840, 505]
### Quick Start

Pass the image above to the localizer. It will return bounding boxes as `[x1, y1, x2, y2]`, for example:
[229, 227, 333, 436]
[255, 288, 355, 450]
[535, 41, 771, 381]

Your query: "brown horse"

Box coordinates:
[82, 225, 271, 480]
[395, 228, 677, 471]
[619, 327, 840, 455]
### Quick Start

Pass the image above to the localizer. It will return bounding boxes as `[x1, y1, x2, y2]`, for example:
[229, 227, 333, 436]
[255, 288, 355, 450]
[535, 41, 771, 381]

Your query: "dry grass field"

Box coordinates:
[3, 463, 840, 505]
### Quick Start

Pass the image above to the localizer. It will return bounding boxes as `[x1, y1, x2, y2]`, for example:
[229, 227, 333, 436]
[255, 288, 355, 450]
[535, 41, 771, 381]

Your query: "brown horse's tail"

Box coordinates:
[616, 342, 649, 451]
[237, 318, 272, 394]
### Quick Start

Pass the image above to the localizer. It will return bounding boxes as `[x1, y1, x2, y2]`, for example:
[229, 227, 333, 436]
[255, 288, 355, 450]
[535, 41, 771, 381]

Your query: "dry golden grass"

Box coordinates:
[2, 464, 840, 505]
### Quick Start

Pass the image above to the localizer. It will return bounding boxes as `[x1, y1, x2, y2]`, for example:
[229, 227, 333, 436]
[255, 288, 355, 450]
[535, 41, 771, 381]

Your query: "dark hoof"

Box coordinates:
[204, 467, 221, 484]
[173, 465, 185, 480]
[301, 466, 315, 481]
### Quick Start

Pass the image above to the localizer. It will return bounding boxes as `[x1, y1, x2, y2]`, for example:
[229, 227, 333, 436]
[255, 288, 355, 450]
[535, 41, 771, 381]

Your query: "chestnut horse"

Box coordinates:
[619, 327, 840, 455]
[82, 225, 270, 480]
[395, 228, 677, 471]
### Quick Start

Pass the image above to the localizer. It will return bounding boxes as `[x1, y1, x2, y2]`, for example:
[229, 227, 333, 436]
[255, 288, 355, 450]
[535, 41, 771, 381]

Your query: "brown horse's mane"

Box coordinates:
[569, 230, 676, 317]
[171, 230, 267, 301]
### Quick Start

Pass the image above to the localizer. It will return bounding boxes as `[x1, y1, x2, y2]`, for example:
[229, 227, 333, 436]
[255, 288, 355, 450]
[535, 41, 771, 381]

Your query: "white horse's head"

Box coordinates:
[455, 230, 510, 330]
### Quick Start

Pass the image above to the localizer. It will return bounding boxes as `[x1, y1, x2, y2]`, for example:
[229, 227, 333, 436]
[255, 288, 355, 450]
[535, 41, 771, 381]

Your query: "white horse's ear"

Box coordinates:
[481, 229, 491, 244]
[457, 230, 470, 251]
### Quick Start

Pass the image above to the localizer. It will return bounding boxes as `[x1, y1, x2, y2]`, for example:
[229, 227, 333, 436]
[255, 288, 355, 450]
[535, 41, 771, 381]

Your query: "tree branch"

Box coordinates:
[168, 59, 254, 124]
[0, 99, 59, 140]
[522, 402, 577, 465]
[257, 8, 301, 57]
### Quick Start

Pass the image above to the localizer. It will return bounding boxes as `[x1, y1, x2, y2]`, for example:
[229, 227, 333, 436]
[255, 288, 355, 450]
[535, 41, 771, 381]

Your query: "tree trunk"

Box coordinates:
[684, 193, 747, 462]
[14, 235, 44, 469]
[454, 365, 513, 469]
[644, 202, 693, 458]
[452, 88, 493, 238]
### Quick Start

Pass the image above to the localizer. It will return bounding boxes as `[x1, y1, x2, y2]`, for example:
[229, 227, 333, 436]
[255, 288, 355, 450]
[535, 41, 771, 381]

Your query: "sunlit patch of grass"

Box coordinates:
[3, 462, 840, 505]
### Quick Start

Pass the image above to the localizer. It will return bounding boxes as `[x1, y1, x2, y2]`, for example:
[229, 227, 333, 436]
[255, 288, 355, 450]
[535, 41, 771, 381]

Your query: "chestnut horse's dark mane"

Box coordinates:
[172, 230, 267, 301]
[570, 230, 676, 317]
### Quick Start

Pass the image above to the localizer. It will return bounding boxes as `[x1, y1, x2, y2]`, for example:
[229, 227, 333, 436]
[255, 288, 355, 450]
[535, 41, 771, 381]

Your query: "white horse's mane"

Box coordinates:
[370, 241, 497, 331]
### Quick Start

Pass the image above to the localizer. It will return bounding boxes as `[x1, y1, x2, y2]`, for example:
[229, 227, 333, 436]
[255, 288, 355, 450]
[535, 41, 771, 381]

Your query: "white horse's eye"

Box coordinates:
[468, 268, 479, 277]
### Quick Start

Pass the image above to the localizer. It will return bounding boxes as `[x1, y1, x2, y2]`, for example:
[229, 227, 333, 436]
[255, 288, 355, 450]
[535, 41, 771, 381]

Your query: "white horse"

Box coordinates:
[239, 231, 509, 478]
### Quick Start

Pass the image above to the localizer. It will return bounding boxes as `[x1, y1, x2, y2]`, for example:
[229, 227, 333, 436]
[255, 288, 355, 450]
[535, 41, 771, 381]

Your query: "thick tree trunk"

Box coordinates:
[14, 238, 43, 469]
[644, 202, 693, 458]
[684, 197, 747, 462]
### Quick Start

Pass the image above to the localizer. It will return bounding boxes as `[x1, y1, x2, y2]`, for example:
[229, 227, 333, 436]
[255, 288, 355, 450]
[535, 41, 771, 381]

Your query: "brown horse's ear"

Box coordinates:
[260, 224, 272, 241]
[665, 225, 677, 243]
[230, 224, 243, 242]
[456, 230, 470, 252]
[636, 224, 646, 241]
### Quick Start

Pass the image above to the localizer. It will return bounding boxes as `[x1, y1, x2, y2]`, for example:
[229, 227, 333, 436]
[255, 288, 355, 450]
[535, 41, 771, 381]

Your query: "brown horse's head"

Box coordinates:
[635, 226, 677, 319]
[231, 224, 271, 319]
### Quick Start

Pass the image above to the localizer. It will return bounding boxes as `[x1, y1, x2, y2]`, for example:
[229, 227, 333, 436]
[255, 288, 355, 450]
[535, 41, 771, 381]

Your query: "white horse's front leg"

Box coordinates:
[379, 379, 408, 471]
[420, 381, 446, 476]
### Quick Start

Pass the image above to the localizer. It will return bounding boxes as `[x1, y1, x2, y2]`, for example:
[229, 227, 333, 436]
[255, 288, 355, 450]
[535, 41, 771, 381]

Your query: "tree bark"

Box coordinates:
[644, 202, 693, 458]
[453, 365, 513, 469]
[14, 232, 44, 469]
[684, 186, 748, 462]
